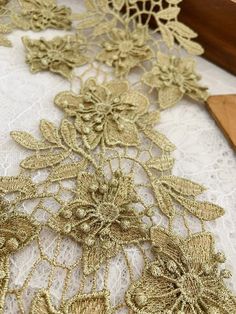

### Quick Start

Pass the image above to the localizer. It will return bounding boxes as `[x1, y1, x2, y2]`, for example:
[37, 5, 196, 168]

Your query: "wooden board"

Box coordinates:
[179, 0, 236, 75]
[206, 95, 236, 150]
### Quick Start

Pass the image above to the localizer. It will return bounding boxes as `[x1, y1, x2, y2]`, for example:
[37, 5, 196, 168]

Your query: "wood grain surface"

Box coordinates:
[206, 95, 236, 150]
[179, 0, 236, 75]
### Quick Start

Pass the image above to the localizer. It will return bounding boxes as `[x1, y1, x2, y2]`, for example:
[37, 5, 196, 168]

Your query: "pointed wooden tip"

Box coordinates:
[206, 94, 236, 150]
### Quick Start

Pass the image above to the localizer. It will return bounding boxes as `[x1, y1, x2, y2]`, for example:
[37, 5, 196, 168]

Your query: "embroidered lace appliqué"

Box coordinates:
[0, 0, 235, 313]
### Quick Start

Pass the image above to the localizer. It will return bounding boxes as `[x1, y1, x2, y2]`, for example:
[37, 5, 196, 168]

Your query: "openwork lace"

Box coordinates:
[0, 0, 235, 313]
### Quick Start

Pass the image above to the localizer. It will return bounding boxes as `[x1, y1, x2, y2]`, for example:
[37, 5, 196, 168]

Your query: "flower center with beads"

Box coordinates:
[119, 40, 134, 53]
[97, 202, 119, 223]
[96, 102, 112, 115]
[179, 273, 203, 302]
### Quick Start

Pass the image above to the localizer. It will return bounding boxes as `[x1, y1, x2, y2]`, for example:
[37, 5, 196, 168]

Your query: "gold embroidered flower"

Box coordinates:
[19, 0, 72, 31]
[30, 289, 111, 314]
[48, 170, 147, 275]
[55, 78, 149, 149]
[22, 35, 88, 79]
[142, 52, 209, 109]
[96, 25, 153, 76]
[126, 227, 236, 313]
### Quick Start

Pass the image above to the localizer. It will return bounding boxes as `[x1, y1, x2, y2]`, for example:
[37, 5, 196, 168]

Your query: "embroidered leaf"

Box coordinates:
[175, 196, 225, 220]
[60, 119, 78, 149]
[92, 19, 116, 36]
[175, 35, 204, 55]
[0, 176, 35, 195]
[168, 21, 197, 38]
[113, 0, 125, 10]
[40, 120, 62, 145]
[152, 182, 175, 218]
[143, 129, 175, 152]
[160, 176, 205, 196]
[11, 131, 52, 150]
[159, 23, 174, 49]
[76, 16, 102, 29]
[156, 7, 180, 20]
[20, 151, 69, 170]
[49, 160, 87, 182]
[146, 156, 174, 171]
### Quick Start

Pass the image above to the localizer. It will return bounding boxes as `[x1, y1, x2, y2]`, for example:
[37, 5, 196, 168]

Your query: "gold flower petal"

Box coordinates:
[158, 85, 184, 109]
[105, 80, 129, 97]
[77, 172, 98, 203]
[83, 78, 108, 102]
[150, 227, 183, 264]
[105, 119, 140, 146]
[126, 264, 178, 313]
[121, 90, 149, 117]
[82, 241, 121, 275]
[109, 221, 147, 244]
[0, 214, 40, 258]
[55, 92, 84, 115]
[184, 232, 215, 270]
[64, 290, 111, 314]
[112, 175, 135, 206]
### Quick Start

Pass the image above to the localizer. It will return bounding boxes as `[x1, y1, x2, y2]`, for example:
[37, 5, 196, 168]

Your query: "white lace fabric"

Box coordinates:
[0, 1, 236, 313]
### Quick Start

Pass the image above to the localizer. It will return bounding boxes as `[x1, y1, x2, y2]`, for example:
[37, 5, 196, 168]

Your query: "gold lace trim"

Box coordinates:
[0, 0, 235, 313]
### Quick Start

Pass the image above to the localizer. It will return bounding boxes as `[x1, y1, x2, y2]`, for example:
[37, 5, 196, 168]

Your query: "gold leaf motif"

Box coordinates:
[156, 7, 180, 20]
[168, 21, 197, 38]
[143, 129, 175, 152]
[60, 119, 78, 150]
[20, 151, 70, 170]
[175, 196, 225, 220]
[0, 176, 36, 196]
[49, 160, 87, 182]
[176, 35, 204, 55]
[11, 131, 52, 150]
[160, 175, 205, 196]
[159, 22, 174, 49]
[146, 156, 174, 171]
[40, 120, 62, 145]
[92, 19, 116, 37]
[152, 181, 175, 218]
[77, 16, 102, 29]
